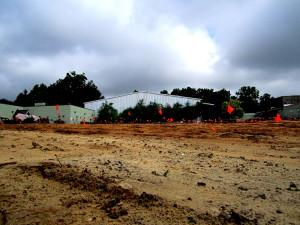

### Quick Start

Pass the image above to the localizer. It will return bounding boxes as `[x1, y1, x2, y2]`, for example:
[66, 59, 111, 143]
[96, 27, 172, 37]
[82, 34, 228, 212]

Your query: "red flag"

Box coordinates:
[128, 111, 131, 116]
[56, 104, 59, 110]
[227, 105, 234, 114]
[274, 114, 282, 122]
[158, 108, 163, 115]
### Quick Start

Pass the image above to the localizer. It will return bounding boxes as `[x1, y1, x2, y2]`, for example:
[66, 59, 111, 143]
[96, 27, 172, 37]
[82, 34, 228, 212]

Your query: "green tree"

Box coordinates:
[222, 99, 244, 119]
[160, 90, 169, 94]
[171, 87, 197, 98]
[120, 100, 148, 122]
[259, 93, 275, 111]
[170, 88, 181, 96]
[213, 88, 231, 118]
[27, 84, 48, 105]
[195, 88, 231, 119]
[162, 104, 173, 120]
[133, 99, 147, 121]
[164, 87, 233, 119]
[120, 107, 133, 122]
[98, 102, 118, 122]
[196, 88, 214, 101]
[48, 71, 103, 107]
[0, 98, 15, 105]
[172, 102, 184, 121]
[14, 89, 30, 106]
[236, 86, 259, 113]
[146, 102, 163, 122]
[179, 87, 198, 97]
[181, 102, 199, 120]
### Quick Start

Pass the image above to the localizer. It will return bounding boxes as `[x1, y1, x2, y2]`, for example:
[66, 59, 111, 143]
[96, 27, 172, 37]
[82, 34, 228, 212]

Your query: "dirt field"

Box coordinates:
[0, 121, 299, 224]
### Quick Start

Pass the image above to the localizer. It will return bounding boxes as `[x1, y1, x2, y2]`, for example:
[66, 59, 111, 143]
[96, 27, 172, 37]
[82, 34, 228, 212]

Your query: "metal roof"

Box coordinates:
[84, 91, 203, 104]
[84, 91, 213, 113]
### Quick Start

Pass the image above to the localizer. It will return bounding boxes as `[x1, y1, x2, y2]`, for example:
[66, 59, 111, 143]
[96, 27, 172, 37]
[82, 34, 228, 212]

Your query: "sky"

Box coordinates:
[1, 0, 300, 101]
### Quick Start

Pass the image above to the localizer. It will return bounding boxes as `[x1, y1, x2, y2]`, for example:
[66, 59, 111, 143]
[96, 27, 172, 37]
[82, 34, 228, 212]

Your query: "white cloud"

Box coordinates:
[74, 0, 134, 26]
[164, 25, 219, 73]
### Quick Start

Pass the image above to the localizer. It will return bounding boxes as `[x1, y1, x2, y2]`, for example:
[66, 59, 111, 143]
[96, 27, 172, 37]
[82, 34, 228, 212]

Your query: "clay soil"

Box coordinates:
[0, 121, 299, 224]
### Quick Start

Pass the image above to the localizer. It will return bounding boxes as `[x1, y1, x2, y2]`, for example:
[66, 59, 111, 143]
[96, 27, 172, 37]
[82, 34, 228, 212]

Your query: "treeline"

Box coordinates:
[0, 71, 279, 120]
[0, 71, 103, 107]
[97, 100, 206, 123]
[97, 86, 278, 122]
[97, 98, 242, 123]
[164, 86, 277, 114]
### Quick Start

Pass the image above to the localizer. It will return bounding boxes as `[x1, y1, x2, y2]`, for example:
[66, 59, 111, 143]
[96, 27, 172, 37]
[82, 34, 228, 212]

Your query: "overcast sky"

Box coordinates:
[1, 0, 299, 101]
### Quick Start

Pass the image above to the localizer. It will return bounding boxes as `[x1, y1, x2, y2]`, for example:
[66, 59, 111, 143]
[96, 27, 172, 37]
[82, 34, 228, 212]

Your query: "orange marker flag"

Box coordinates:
[56, 104, 59, 110]
[274, 114, 282, 122]
[128, 111, 131, 116]
[227, 105, 234, 114]
[158, 108, 163, 115]
[211, 126, 216, 131]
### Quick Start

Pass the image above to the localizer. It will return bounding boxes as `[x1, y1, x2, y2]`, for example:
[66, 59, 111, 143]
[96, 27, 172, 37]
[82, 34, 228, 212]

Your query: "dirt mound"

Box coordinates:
[15, 162, 256, 224]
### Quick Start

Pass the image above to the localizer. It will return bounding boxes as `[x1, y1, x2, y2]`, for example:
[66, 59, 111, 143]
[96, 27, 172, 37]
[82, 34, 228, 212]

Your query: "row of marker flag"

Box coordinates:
[53, 104, 284, 127]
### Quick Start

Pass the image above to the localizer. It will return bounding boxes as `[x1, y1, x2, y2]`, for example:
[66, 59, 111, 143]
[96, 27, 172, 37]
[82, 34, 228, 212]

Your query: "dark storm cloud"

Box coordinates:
[0, 0, 299, 101]
[223, 0, 300, 71]
[0, 0, 123, 56]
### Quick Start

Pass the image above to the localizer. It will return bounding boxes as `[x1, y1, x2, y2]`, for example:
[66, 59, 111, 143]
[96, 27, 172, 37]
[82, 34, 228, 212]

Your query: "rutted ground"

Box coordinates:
[0, 122, 299, 224]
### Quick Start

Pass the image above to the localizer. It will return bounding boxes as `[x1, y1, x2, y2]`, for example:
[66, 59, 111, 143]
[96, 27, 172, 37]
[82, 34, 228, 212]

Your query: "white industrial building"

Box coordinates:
[84, 91, 212, 113]
[0, 103, 95, 124]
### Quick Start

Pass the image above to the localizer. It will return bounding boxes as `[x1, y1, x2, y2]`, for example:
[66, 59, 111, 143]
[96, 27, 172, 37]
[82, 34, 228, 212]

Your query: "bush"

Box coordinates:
[38, 118, 50, 123]
[54, 119, 65, 124]
[22, 117, 36, 124]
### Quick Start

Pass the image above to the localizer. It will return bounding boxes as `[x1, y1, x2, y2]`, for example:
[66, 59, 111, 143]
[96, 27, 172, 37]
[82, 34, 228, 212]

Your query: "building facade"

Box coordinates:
[0, 103, 95, 124]
[84, 91, 210, 113]
[278, 104, 300, 119]
[0, 103, 21, 119]
[274, 95, 300, 107]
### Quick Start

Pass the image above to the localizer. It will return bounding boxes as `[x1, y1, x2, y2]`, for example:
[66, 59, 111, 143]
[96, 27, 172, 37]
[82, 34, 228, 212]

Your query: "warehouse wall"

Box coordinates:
[84, 91, 202, 113]
[0, 103, 23, 119]
[0, 103, 95, 124]
[278, 104, 300, 119]
[25, 105, 95, 124]
[69, 105, 95, 124]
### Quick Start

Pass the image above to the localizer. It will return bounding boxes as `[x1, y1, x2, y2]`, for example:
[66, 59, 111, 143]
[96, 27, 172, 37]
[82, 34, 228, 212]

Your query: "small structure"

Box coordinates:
[13, 109, 30, 119]
[274, 95, 300, 107]
[278, 104, 300, 119]
[255, 95, 300, 119]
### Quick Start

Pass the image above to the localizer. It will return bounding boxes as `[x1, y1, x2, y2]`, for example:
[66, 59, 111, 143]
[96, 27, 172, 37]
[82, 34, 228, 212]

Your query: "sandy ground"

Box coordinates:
[0, 122, 299, 224]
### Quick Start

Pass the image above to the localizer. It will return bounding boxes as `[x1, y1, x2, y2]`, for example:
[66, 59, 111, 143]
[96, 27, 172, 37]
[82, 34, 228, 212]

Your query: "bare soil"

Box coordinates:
[0, 121, 299, 224]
